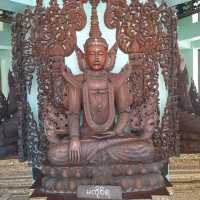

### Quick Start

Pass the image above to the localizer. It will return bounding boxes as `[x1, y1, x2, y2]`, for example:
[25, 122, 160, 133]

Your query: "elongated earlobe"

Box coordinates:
[105, 42, 118, 71]
[75, 46, 88, 72]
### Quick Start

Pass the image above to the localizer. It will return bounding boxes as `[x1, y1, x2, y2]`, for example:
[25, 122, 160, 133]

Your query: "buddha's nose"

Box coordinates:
[94, 53, 99, 62]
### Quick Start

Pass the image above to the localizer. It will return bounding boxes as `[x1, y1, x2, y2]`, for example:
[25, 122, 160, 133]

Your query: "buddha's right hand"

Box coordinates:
[69, 137, 81, 164]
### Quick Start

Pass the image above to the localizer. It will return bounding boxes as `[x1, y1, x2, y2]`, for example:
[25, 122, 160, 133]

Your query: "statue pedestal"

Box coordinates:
[30, 178, 172, 200]
[0, 157, 32, 200]
[29, 154, 200, 200]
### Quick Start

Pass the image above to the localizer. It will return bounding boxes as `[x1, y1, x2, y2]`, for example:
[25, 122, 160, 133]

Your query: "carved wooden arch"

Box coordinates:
[12, 0, 180, 166]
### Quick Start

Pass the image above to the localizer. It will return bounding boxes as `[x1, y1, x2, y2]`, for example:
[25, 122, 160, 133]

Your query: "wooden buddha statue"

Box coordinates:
[42, 1, 165, 194]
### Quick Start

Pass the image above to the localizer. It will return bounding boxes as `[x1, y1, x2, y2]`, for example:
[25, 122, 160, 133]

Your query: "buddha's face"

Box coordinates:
[85, 44, 107, 71]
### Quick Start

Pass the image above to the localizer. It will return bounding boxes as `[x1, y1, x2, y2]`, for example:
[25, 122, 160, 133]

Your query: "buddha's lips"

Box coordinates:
[93, 63, 101, 66]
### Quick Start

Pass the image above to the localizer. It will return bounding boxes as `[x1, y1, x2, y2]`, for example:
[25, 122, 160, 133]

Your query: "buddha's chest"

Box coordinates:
[86, 77, 109, 109]
[83, 75, 115, 132]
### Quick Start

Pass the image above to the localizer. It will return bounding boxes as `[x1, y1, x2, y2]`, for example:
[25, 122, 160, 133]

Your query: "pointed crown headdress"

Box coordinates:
[84, 0, 108, 51]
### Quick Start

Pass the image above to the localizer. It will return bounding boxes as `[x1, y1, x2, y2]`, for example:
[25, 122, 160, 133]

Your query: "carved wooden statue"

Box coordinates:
[178, 58, 200, 153]
[28, 0, 179, 196]
[46, 3, 156, 168]
[0, 71, 18, 158]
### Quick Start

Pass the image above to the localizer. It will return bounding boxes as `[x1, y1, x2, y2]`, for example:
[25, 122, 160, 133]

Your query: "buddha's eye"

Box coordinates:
[98, 52, 105, 55]
[89, 52, 95, 55]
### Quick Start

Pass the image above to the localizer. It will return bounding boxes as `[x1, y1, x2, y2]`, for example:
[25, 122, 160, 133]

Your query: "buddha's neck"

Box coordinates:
[86, 69, 108, 77]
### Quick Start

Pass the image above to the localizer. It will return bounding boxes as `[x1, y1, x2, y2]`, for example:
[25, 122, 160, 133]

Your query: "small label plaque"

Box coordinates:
[77, 185, 122, 200]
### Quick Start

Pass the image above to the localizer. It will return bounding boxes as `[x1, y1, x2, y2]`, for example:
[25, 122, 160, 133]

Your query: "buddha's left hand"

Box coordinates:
[69, 137, 81, 164]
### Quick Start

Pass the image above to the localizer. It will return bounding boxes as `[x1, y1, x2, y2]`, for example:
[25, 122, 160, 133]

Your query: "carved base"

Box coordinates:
[42, 160, 166, 179]
[42, 173, 165, 194]
[40, 160, 166, 194]
[31, 179, 171, 200]
[29, 154, 200, 199]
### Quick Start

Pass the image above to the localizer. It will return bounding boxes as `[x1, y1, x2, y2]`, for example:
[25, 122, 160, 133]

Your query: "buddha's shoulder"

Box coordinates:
[109, 64, 131, 88]
[74, 74, 84, 83]
[63, 71, 84, 88]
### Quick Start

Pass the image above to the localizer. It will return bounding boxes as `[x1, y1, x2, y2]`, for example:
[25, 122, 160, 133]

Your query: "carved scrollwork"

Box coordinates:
[33, 0, 87, 62]
[43, 103, 69, 144]
[21, 9, 35, 93]
[62, 0, 87, 31]
[104, 0, 127, 29]
[129, 96, 159, 140]
[108, 0, 159, 54]
[25, 104, 42, 167]
[32, 0, 87, 103]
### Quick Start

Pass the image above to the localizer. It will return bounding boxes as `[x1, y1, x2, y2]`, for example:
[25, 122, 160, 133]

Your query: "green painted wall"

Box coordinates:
[178, 16, 200, 41]
[0, 21, 12, 97]
[10, 0, 34, 6]
[191, 40, 200, 49]
[159, 67, 168, 120]
[0, 50, 12, 97]
[178, 14, 200, 86]
[180, 49, 193, 84]
[0, 0, 28, 13]
[0, 23, 11, 48]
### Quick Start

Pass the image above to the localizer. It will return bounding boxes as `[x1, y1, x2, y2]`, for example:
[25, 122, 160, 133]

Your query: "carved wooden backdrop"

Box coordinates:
[12, 11, 41, 166]
[12, 0, 180, 167]
[178, 59, 200, 154]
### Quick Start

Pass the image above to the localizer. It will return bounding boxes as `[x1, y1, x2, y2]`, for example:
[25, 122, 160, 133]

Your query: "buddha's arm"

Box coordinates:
[68, 84, 81, 139]
[115, 81, 133, 135]
[61, 64, 82, 137]
[68, 84, 82, 164]
[115, 113, 129, 135]
[68, 113, 80, 139]
[61, 64, 82, 88]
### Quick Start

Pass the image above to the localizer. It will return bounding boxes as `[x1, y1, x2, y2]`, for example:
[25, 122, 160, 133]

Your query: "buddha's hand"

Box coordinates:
[115, 129, 124, 136]
[69, 137, 81, 164]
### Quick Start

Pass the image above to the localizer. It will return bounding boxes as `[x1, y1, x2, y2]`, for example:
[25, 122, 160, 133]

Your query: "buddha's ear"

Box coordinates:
[105, 42, 118, 71]
[75, 46, 88, 72]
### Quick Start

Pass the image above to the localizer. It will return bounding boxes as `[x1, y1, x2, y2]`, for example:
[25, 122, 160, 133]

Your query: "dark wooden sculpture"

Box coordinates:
[0, 90, 7, 122]
[11, 0, 180, 197]
[178, 58, 200, 154]
[0, 71, 18, 158]
[11, 9, 42, 166]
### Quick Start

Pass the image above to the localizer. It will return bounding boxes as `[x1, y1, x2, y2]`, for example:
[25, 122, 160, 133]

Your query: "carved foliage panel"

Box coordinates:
[12, 10, 41, 165]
